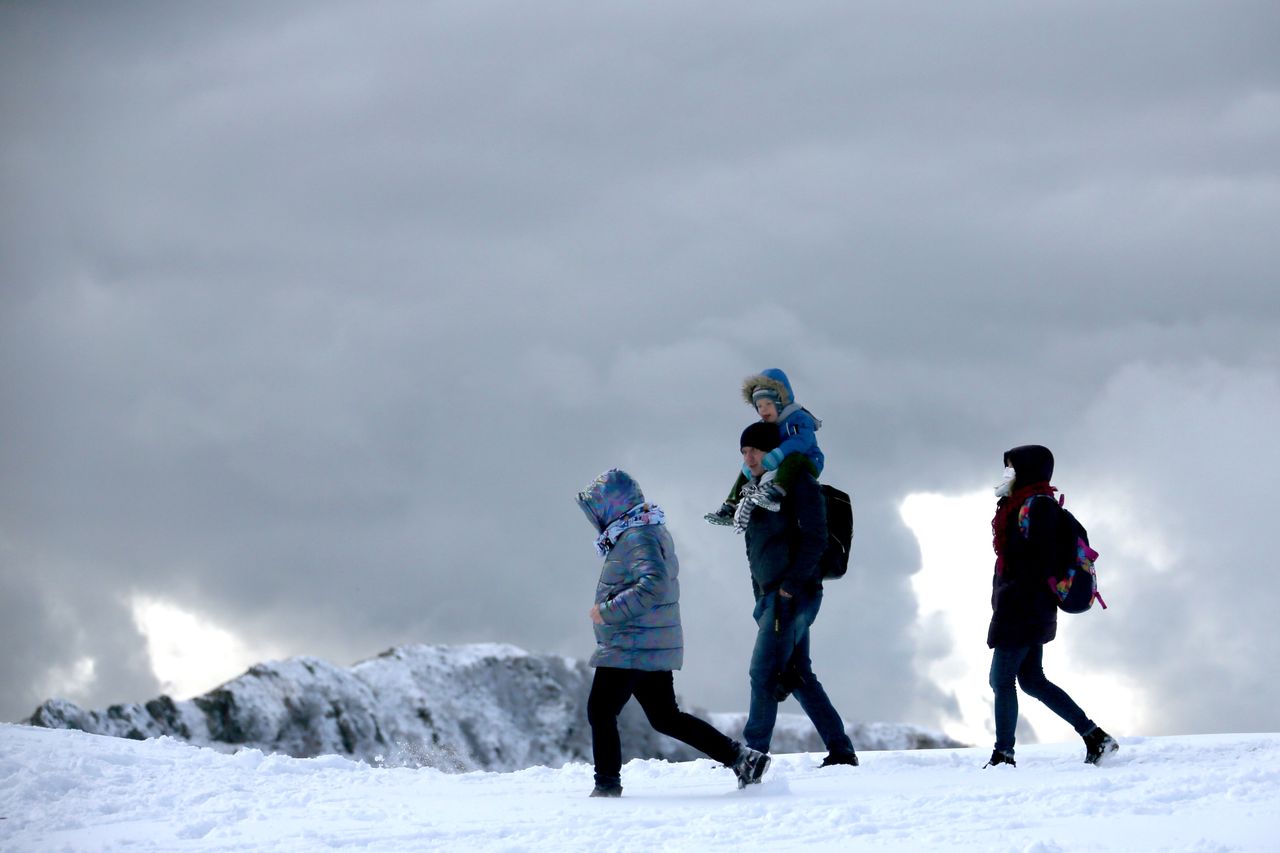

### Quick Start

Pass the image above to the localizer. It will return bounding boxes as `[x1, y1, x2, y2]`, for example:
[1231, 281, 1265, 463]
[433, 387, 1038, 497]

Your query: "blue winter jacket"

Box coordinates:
[742, 368, 824, 475]
[576, 469, 683, 671]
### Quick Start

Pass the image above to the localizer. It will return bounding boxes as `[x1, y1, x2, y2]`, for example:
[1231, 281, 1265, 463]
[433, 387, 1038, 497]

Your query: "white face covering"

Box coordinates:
[994, 466, 1016, 497]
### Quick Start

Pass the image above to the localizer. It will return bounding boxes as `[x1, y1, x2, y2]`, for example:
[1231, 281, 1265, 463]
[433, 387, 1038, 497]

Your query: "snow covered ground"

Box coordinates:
[2, 724, 1277, 852]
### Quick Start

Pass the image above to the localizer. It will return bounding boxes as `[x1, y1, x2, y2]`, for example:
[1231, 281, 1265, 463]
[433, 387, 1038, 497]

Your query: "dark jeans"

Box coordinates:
[587, 667, 740, 785]
[989, 643, 1095, 754]
[743, 589, 854, 755]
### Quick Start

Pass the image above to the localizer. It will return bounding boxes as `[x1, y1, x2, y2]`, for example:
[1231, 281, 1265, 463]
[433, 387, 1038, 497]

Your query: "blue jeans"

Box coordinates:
[990, 644, 1095, 754]
[743, 589, 854, 755]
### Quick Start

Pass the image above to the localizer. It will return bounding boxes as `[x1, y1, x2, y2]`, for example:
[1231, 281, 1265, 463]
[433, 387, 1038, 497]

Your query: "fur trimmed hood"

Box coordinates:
[741, 368, 795, 407]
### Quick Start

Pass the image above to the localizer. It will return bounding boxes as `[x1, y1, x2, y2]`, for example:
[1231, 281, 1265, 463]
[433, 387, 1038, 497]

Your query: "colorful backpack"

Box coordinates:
[1020, 494, 1107, 613]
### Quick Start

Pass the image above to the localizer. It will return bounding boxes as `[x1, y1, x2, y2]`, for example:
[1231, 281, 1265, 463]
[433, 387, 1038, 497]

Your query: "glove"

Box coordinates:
[762, 448, 785, 471]
[775, 589, 796, 621]
[774, 663, 805, 701]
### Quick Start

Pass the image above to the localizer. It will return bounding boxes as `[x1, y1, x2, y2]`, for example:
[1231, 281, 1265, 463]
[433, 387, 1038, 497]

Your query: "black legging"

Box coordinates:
[587, 667, 739, 784]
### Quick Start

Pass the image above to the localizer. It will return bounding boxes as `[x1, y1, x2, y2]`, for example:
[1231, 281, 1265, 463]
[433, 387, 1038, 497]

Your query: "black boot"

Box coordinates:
[1083, 727, 1119, 765]
[984, 749, 1016, 768]
[819, 750, 859, 767]
[589, 775, 622, 797]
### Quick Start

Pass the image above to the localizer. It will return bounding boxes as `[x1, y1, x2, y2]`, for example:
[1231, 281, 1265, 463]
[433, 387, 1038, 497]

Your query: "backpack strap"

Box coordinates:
[1018, 493, 1064, 539]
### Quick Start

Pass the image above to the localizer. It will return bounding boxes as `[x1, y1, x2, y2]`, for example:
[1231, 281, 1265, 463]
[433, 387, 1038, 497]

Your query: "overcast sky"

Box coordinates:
[2, 1, 1278, 741]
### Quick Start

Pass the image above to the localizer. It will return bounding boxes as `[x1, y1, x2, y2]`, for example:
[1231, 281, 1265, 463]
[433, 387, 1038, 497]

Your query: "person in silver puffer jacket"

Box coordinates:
[576, 468, 769, 797]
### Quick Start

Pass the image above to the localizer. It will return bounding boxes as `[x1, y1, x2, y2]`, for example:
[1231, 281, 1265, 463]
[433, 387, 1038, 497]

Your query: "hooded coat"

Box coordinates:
[741, 368, 825, 474]
[576, 469, 683, 671]
[987, 445, 1061, 648]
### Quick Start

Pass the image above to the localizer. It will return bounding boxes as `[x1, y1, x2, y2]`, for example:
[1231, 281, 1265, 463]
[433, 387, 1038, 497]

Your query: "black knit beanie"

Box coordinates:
[740, 421, 781, 452]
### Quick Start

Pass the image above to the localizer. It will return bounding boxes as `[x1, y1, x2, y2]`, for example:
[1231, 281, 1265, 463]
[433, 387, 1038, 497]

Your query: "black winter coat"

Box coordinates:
[743, 471, 828, 598]
[987, 495, 1061, 649]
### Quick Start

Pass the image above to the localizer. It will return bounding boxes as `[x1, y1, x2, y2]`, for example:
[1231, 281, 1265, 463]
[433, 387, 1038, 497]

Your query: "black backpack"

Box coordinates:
[818, 484, 854, 579]
[1023, 494, 1106, 613]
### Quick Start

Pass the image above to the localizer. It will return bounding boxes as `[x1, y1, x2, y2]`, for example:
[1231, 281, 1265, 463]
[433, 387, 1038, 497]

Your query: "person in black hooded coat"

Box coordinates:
[986, 445, 1118, 768]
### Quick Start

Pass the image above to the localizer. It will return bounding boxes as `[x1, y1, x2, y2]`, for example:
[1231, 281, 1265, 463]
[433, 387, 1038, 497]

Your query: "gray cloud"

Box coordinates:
[2, 1, 1277, 733]
[1061, 362, 1280, 735]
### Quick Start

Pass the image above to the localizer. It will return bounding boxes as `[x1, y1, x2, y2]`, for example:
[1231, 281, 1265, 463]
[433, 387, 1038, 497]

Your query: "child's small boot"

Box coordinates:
[750, 483, 784, 512]
[704, 502, 737, 526]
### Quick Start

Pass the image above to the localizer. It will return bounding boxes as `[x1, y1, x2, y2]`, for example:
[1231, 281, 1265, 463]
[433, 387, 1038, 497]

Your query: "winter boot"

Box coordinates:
[819, 750, 859, 767]
[1083, 727, 1119, 765]
[732, 745, 770, 789]
[589, 777, 623, 798]
[704, 502, 737, 526]
[749, 483, 783, 512]
[983, 749, 1016, 768]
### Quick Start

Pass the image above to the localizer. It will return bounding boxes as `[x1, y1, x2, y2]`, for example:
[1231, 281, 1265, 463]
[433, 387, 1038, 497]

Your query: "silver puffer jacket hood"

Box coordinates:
[576, 469, 645, 533]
